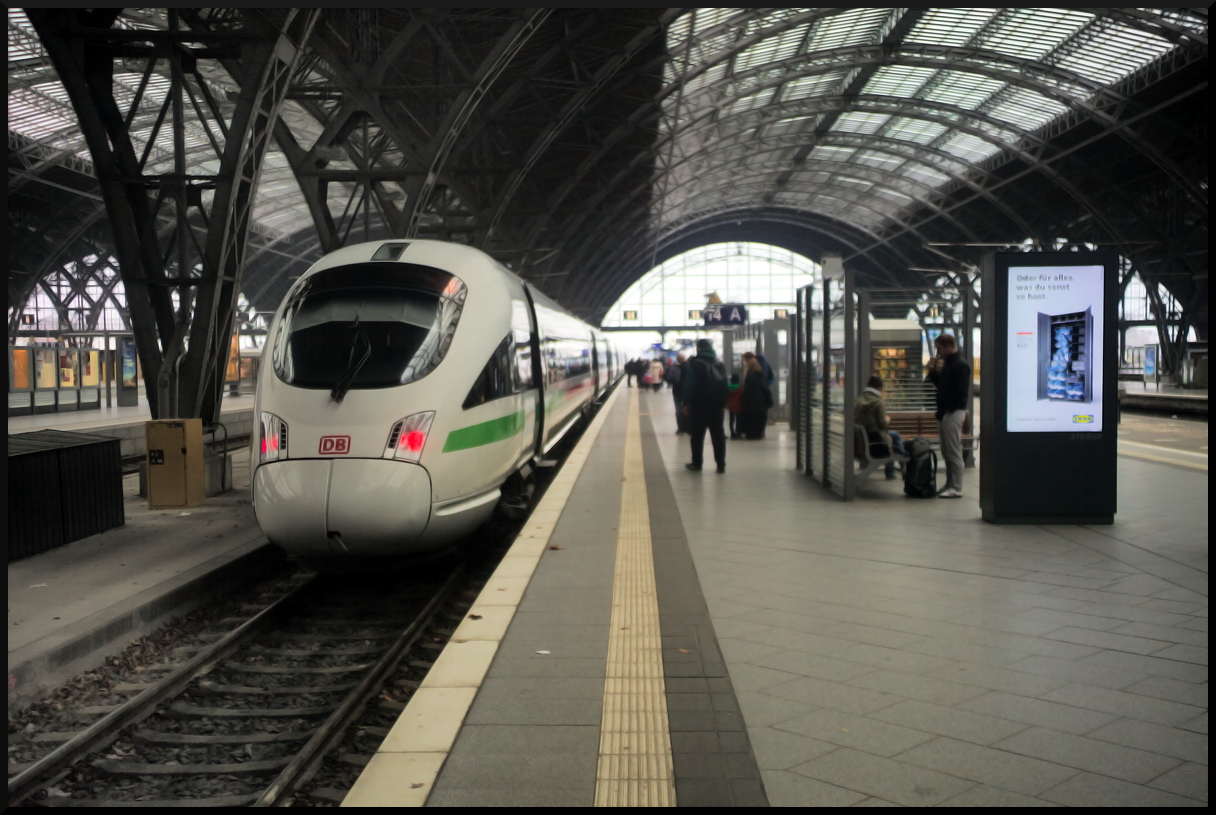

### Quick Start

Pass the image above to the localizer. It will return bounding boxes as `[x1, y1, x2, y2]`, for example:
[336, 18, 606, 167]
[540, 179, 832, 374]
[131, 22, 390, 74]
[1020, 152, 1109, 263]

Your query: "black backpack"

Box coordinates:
[903, 437, 937, 498]
[691, 357, 728, 409]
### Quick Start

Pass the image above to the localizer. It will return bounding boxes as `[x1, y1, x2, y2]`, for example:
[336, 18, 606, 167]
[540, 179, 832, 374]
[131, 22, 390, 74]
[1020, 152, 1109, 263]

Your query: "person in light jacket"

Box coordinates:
[855, 375, 905, 479]
[649, 358, 665, 392]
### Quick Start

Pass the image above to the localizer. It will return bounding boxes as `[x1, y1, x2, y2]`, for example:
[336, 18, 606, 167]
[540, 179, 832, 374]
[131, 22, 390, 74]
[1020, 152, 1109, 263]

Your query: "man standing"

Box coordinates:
[681, 338, 728, 473]
[626, 359, 638, 387]
[667, 353, 688, 435]
[926, 334, 970, 498]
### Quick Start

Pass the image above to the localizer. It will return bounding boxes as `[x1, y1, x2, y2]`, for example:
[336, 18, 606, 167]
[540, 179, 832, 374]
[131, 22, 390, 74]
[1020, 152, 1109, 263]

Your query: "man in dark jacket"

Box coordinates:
[926, 333, 971, 498]
[681, 338, 728, 473]
[667, 353, 688, 435]
[626, 359, 638, 387]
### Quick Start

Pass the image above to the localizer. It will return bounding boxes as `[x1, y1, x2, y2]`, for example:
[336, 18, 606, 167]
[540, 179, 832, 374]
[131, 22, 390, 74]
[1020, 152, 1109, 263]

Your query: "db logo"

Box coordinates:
[1072, 415, 1095, 424]
[319, 435, 351, 454]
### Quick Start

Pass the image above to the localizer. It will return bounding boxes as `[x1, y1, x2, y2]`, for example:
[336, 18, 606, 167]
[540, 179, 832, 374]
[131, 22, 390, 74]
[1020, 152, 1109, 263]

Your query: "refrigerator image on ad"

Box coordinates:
[1037, 308, 1093, 403]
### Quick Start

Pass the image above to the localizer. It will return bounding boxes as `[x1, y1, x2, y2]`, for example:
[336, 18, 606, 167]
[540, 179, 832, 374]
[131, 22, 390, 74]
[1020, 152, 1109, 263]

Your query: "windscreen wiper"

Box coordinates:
[330, 318, 371, 403]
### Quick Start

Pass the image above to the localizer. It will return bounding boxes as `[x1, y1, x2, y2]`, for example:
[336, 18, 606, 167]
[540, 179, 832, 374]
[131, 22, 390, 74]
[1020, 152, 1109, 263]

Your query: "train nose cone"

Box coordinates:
[253, 459, 432, 557]
[326, 459, 431, 554]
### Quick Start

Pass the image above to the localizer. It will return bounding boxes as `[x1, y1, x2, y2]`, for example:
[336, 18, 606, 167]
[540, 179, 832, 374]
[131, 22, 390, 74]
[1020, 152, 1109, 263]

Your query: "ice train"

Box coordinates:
[251, 240, 621, 563]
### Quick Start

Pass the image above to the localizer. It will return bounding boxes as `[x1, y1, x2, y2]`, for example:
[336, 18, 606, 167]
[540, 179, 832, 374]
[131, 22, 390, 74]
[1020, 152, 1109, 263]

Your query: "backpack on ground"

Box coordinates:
[691, 357, 728, 409]
[903, 437, 937, 498]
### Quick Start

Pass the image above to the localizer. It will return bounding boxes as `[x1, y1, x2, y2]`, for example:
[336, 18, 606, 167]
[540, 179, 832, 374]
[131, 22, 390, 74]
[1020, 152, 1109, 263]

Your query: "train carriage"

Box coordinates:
[251, 240, 618, 564]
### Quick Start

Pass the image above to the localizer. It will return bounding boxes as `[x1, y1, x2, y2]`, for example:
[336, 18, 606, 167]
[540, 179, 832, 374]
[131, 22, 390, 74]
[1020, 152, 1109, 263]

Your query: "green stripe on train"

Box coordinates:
[442, 410, 526, 452]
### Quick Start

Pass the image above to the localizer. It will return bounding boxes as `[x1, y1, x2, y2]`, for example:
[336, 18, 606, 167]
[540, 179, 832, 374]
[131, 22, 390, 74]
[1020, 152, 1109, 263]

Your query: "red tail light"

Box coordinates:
[403, 430, 426, 452]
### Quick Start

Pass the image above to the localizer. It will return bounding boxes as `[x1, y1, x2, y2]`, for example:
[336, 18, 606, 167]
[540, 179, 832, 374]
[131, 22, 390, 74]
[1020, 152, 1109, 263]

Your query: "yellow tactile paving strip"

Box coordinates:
[341, 386, 623, 808]
[594, 389, 676, 807]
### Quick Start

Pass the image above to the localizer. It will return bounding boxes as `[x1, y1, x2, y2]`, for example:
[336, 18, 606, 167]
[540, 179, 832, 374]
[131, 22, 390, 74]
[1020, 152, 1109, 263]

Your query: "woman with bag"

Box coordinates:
[739, 355, 773, 439]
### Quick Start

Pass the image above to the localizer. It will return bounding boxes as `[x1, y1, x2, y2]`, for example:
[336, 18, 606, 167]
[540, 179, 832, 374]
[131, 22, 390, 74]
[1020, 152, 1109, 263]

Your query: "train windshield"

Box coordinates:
[272, 263, 467, 391]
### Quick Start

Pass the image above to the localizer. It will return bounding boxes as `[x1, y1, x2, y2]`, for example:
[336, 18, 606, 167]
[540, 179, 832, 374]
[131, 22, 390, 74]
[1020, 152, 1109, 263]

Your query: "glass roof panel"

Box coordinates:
[905, 8, 999, 47]
[1051, 23, 1174, 85]
[938, 131, 1000, 163]
[831, 111, 892, 135]
[917, 70, 1005, 110]
[804, 8, 893, 51]
[780, 71, 847, 101]
[983, 87, 1069, 132]
[862, 65, 937, 98]
[978, 8, 1092, 62]
[881, 117, 950, 146]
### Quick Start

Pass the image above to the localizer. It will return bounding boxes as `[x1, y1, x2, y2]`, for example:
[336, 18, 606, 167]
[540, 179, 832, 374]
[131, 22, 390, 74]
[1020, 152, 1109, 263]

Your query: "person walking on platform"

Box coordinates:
[738, 354, 773, 439]
[855, 375, 905, 479]
[626, 358, 640, 388]
[681, 338, 728, 473]
[667, 353, 688, 435]
[926, 333, 970, 498]
[649, 358, 665, 393]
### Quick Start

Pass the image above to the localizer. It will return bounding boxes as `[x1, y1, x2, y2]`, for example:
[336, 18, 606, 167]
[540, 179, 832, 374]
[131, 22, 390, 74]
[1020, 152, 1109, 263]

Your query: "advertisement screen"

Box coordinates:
[120, 337, 138, 389]
[1006, 264, 1103, 432]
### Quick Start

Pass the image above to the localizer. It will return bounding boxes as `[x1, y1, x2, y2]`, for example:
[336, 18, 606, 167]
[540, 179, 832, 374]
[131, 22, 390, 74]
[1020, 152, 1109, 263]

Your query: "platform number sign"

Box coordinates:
[319, 435, 351, 455]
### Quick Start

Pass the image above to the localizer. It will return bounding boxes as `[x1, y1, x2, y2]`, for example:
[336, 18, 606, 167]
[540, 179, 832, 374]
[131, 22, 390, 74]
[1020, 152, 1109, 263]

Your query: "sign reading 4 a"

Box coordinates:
[703, 304, 748, 326]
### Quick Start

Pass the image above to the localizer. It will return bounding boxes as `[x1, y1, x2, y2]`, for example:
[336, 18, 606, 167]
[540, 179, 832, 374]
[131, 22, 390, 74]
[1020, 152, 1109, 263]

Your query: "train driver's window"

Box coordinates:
[463, 334, 514, 409]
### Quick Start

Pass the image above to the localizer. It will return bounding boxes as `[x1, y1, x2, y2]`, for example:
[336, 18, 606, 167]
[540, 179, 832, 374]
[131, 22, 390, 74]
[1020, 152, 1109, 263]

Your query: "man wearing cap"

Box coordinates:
[680, 338, 729, 473]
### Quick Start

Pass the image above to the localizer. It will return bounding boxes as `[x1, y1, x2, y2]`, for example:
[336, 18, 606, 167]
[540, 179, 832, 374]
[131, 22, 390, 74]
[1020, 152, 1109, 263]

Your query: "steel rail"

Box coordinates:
[256, 564, 466, 806]
[7, 573, 318, 807]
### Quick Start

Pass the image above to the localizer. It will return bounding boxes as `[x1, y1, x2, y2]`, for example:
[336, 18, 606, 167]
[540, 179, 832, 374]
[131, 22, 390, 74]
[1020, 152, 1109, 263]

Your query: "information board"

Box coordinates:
[1005, 264, 1104, 432]
[980, 250, 1117, 525]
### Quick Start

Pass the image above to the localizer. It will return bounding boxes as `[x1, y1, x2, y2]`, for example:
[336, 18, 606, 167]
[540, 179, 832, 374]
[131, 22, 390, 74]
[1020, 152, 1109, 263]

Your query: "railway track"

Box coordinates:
[9, 388, 610, 806]
[8, 564, 465, 807]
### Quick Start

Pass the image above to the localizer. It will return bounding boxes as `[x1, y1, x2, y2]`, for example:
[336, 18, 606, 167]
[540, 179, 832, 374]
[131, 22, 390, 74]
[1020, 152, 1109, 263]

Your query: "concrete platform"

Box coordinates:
[8, 393, 255, 459]
[345, 387, 1207, 807]
[1120, 382, 1207, 417]
[7, 449, 281, 712]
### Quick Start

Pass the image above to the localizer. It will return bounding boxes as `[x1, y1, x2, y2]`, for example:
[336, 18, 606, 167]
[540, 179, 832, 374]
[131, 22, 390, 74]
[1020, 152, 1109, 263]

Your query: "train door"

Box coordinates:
[522, 284, 545, 458]
[591, 332, 601, 396]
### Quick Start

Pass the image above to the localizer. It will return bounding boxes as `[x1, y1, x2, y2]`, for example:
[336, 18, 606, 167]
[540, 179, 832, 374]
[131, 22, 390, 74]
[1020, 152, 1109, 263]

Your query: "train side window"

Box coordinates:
[463, 334, 514, 409]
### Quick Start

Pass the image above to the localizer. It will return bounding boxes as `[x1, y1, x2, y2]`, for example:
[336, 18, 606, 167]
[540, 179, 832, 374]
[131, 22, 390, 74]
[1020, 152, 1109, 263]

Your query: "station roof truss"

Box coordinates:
[9, 8, 1208, 349]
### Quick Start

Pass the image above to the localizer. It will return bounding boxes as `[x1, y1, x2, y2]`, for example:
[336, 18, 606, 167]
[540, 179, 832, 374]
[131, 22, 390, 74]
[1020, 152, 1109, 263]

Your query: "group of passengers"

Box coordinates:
[624, 358, 666, 392]
[632, 332, 967, 494]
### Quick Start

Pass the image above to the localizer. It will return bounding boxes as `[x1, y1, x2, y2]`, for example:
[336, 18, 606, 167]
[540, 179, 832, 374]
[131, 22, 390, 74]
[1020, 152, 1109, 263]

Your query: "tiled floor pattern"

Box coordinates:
[644, 390, 1207, 807]
[594, 389, 676, 806]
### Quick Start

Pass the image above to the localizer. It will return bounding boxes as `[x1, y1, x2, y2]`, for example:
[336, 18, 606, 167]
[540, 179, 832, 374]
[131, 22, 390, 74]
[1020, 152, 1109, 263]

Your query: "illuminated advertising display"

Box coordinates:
[1005, 264, 1104, 433]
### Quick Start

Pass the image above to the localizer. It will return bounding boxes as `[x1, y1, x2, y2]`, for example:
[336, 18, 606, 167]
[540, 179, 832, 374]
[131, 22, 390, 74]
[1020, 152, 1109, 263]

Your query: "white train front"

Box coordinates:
[251, 240, 621, 562]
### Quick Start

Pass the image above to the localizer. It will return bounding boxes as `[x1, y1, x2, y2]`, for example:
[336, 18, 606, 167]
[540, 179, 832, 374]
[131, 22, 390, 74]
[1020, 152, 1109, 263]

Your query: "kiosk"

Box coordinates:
[980, 251, 1118, 524]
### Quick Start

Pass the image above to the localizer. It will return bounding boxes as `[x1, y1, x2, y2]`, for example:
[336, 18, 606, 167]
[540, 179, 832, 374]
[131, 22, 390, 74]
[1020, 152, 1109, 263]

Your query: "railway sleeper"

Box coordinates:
[247, 645, 386, 657]
[133, 729, 317, 745]
[310, 787, 348, 804]
[92, 756, 292, 775]
[167, 702, 336, 718]
[337, 753, 373, 767]
[223, 662, 373, 675]
[196, 681, 359, 695]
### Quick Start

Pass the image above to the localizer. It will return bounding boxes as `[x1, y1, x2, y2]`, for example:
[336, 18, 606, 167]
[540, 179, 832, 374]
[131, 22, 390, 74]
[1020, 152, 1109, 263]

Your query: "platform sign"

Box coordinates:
[980, 251, 1117, 525]
[703, 303, 747, 327]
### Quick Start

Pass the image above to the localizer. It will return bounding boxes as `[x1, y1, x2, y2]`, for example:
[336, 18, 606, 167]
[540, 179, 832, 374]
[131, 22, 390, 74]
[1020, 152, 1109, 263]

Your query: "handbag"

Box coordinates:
[726, 388, 744, 414]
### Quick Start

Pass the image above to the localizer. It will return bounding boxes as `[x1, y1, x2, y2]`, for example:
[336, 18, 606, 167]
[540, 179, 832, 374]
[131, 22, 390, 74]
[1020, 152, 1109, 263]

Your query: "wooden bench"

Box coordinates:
[853, 426, 910, 487]
[886, 411, 978, 463]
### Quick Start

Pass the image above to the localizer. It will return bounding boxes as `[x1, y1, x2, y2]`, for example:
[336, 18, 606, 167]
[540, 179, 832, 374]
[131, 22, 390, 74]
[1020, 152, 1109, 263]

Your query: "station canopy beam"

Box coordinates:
[9, 8, 1206, 378]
